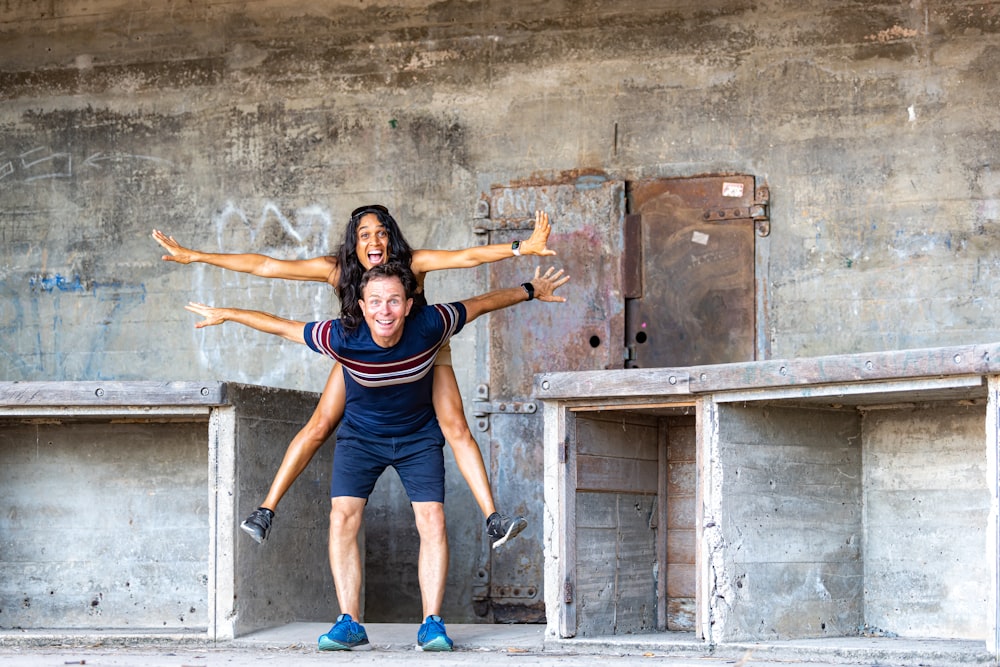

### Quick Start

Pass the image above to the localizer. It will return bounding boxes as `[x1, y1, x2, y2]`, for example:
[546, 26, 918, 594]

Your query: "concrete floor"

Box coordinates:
[0, 624, 994, 667]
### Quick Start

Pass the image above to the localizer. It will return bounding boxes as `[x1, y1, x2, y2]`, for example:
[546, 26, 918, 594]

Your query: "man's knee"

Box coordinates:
[329, 500, 363, 534]
[413, 503, 447, 538]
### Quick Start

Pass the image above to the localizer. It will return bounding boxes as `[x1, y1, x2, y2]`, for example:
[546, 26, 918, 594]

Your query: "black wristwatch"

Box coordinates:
[521, 282, 535, 301]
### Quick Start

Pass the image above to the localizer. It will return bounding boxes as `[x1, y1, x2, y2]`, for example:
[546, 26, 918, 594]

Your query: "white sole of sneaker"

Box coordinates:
[239, 522, 266, 544]
[491, 517, 528, 550]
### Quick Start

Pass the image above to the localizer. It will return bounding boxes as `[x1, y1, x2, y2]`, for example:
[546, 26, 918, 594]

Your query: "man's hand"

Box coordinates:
[153, 229, 198, 264]
[184, 302, 306, 343]
[527, 266, 570, 302]
[519, 211, 557, 257]
[185, 302, 229, 328]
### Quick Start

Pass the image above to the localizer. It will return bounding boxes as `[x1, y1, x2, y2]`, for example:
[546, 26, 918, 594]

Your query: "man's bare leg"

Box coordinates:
[318, 496, 371, 651]
[412, 500, 448, 617]
[412, 500, 453, 651]
[328, 496, 366, 619]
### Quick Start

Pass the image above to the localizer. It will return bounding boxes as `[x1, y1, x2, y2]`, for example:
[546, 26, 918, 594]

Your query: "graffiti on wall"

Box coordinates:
[178, 199, 342, 390]
[0, 146, 173, 185]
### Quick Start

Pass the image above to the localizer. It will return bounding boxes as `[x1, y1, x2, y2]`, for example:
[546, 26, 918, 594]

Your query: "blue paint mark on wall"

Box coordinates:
[26, 275, 144, 302]
[29, 274, 85, 293]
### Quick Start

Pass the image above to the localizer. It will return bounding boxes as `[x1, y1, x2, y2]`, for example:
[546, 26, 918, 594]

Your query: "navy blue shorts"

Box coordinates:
[331, 421, 446, 503]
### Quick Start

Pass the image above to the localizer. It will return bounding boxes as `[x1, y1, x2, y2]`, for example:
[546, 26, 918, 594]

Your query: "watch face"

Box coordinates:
[512, 241, 520, 250]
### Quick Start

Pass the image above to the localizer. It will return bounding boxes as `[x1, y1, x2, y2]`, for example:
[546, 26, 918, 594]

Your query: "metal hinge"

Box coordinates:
[472, 216, 538, 234]
[699, 184, 770, 237]
[472, 400, 537, 432]
[752, 185, 770, 237]
[473, 401, 537, 415]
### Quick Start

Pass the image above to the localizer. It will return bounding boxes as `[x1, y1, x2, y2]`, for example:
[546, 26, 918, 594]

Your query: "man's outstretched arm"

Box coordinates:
[461, 266, 570, 323]
[185, 302, 307, 344]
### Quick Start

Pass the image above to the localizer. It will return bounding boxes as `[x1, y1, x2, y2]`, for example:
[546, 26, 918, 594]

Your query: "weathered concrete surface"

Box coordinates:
[712, 403, 865, 642]
[863, 404, 989, 640]
[0, 419, 210, 630]
[0, 624, 995, 667]
[0, 382, 333, 638]
[3, 0, 1000, 625]
[539, 348, 999, 652]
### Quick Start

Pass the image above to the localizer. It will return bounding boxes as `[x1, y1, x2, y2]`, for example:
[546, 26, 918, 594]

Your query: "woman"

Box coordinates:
[153, 205, 554, 548]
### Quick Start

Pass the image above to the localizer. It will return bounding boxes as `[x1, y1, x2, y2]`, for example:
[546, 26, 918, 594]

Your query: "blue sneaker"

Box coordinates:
[318, 613, 372, 651]
[416, 614, 454, 651]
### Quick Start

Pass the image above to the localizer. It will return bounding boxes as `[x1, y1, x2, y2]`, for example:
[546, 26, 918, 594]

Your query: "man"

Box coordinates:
[185, 262, 569, 652]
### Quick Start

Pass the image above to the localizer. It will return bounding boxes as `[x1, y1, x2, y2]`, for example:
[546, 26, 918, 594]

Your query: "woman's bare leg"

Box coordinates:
[262, 363, 346, 511]
[431, 364, 495, 518]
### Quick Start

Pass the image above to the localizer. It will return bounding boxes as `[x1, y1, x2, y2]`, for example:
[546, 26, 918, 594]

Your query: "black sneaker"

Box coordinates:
[486, 512, 527, 550]
[240, 507, 274, 544]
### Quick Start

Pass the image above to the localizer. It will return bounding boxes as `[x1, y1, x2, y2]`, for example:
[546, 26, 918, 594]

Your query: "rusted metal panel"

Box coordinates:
[488, 178, 627, 395]
[485, 409, 546, 623]
[627, 175, 757, 368]
[481, 176, 626, 623]
[623, 213, 643, 300]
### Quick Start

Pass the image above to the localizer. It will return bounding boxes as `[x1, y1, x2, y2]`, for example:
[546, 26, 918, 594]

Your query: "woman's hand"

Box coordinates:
[153, 229, 198, 264]
[519, 211, 557, 257]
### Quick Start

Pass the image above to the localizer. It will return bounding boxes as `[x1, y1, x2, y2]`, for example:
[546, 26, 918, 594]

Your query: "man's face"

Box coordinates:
[359, 275, 413, 347]
[355, 213, 389, 270]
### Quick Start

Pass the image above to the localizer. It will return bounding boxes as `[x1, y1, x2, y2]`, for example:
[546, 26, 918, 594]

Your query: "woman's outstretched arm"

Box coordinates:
[409, 210, 555, 274]
[153, 229, 339, 283]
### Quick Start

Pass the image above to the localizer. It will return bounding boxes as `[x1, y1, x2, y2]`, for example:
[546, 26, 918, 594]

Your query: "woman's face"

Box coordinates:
[355, 213, 390, 270]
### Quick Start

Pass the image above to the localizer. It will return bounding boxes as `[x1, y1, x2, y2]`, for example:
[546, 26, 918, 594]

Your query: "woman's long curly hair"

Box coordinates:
[336, 205, 420, 332]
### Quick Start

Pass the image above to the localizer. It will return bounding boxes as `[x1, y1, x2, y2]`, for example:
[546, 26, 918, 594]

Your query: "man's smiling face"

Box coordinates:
[359, 275, 413, 347]
[355, 213, 389, 269]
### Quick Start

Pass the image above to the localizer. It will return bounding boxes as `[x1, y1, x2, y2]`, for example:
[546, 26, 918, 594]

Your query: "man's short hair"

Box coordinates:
[360, 262, 418, 300]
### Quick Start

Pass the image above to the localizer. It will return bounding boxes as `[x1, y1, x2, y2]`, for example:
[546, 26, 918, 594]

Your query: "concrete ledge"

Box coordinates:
[0, 381, 227, 406]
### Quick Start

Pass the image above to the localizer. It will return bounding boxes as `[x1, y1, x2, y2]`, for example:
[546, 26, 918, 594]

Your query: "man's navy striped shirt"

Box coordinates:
[303, 302, 466, 438]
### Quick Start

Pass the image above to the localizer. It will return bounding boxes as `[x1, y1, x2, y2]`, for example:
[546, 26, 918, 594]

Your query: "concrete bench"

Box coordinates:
[0, 381, 335, 640]
[536, 342, 1000, 658]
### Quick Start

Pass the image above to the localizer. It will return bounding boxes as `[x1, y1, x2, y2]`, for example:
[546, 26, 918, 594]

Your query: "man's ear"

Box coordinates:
[405, 297, 413, 316]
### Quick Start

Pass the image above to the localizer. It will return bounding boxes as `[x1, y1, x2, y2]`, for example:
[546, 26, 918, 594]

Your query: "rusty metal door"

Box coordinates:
[625, 176, 768, 367]
[473, 175, 626, 621]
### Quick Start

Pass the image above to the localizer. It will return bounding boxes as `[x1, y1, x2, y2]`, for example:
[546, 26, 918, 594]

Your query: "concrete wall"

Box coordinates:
[0, 382, 334, 637]
[863, 404, 988, 640]
[224, 383, 338, 636]
[711, 403, 864, 641]
[3, 0, 1000, 624]
[0, 419, 209, 630]
[707, 399, 990, 642]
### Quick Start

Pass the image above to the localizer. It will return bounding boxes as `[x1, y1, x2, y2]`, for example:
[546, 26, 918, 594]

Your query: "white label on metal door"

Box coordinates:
[722, 182, 744, 197]
[691, 231, 710, 245]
